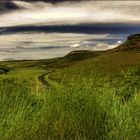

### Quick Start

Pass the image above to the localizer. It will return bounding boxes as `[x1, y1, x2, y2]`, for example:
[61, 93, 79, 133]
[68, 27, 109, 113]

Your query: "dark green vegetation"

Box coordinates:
[0, 34, 140, 140]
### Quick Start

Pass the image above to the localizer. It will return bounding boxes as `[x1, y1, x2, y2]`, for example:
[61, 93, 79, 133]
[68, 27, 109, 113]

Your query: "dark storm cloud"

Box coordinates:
[0, 0, 86, 11]
[20, 0, 84, 3]
[1, 24, 140, 35]
[0, 0, 85, 11]
[2, 0, 85, 3]
[0, 0, 140, 27]
[0, 1, 19, 13]
[0, 0, 79, 13]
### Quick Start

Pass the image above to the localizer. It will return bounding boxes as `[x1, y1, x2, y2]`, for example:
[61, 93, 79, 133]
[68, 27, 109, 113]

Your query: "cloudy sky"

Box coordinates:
[0, 0, 140, 61]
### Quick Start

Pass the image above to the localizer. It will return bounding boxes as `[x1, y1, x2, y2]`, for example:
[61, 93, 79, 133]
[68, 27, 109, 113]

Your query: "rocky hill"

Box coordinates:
[114, 34, 140, 51]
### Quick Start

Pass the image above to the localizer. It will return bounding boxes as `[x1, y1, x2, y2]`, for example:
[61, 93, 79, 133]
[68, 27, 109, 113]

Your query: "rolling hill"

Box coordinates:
[0, 33, 140, 140]
[49, 34, 140, 85]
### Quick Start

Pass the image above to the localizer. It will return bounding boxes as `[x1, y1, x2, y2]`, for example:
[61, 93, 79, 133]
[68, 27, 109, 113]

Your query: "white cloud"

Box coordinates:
[95, 40, 123, 50]
[116, 40, 122, 44]
[0, 1, 140, 27]
[70, 43, 80, 48]
[107, 40, 123, 49]
[95, 43, 109, 50]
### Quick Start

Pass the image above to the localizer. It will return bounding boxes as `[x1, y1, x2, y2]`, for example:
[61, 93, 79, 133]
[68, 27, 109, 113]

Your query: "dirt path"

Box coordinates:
[38, 70, 55, 86]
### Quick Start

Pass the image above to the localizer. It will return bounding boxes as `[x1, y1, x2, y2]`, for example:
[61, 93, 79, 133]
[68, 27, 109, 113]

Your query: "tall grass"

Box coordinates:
[0, 68, 140, 140]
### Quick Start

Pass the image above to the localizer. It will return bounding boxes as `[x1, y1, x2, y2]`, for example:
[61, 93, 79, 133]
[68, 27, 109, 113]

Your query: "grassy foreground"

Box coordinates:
[0, 48, 140, 139]
[0, 69, 140, 140]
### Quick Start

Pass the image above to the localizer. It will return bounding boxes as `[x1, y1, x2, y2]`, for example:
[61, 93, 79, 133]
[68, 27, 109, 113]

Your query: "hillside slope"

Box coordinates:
[49, 34, 140, 84]
[113, 33, 140, 51]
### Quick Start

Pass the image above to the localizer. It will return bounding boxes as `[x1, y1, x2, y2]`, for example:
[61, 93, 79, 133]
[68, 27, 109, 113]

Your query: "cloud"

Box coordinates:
[116, 40, 122, 44]
[94, 40, 123, 50]
[0, 32, 122, 60]
[14, 0, 85, 4]
[0, 1, 19, 13]
[69, 40, 123, 51]
[0, 32, 111, 48]
[95, 43, 109, 50]
[70, 43, 80, 48]
[0, 1, 140, 27]
[1, 24, 140, 36]
[107, 40, 123, 50]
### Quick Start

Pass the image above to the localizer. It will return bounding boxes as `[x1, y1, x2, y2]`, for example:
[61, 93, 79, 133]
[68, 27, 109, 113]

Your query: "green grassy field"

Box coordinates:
[0, 46, 140, 139]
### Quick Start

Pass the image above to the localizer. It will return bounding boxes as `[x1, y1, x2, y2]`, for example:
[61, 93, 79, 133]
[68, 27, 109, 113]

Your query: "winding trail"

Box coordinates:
[38, 70, 55, 86]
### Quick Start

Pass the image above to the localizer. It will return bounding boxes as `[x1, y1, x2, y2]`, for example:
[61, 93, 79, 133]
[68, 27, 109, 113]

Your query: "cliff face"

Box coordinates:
[114, 34, 140, 51]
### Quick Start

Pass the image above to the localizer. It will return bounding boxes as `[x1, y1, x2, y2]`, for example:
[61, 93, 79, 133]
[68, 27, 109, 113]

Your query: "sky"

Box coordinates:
[0, 0, 140, 61]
